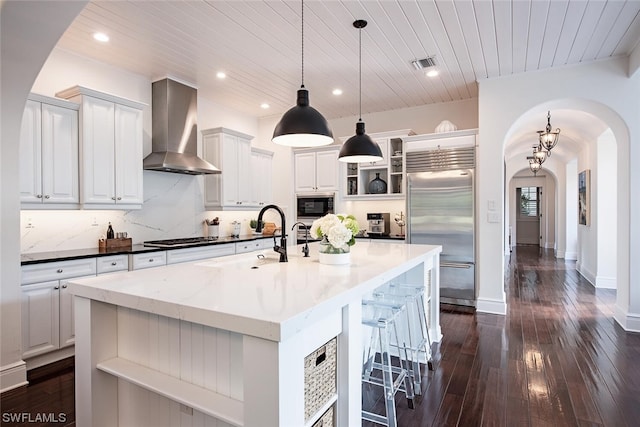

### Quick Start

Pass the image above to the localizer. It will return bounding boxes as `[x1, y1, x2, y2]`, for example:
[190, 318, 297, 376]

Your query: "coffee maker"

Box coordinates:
[367, 213, 390, 236]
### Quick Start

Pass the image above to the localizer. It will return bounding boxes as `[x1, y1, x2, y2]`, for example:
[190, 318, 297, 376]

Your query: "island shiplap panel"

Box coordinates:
[115, 307, 243, 426]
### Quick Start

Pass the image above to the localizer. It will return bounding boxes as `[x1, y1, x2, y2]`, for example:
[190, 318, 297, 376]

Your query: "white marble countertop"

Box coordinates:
[68, 241, 441, 342]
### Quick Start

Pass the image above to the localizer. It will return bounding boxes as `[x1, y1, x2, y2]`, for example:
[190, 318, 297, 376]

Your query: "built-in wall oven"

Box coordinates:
[295, 193, 335, 243]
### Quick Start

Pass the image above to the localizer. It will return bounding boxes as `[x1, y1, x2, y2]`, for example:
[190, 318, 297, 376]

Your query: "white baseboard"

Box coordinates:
[564, 251, 577, 261]
[577, 263, 596, 286]
[595, 276, 617, 289]
[25, 346, 75, 371]
[476, 296, 507, 315]
[614, 305, 640, 332]
[0, 360, 27, 393]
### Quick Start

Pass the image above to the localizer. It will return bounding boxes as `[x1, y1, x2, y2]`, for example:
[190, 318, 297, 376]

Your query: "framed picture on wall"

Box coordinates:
[578, 169, 590, 226]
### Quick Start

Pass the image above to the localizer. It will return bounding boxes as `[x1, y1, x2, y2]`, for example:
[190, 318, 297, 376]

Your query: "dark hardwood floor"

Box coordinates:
[364, 246, 640, 426]
[3, 246, 639, 426]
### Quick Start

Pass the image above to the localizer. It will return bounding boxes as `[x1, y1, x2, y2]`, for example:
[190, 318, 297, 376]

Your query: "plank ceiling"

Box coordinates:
[56, 0, 640, 120]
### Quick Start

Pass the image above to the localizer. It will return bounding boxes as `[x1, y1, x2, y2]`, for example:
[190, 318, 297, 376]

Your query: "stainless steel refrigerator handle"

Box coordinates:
[440, 262, 473, 269]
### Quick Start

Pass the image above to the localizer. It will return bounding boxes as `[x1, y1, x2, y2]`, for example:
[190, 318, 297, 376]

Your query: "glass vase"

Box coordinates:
[318, 236, 351, 265]
[368, 173, 387, 194]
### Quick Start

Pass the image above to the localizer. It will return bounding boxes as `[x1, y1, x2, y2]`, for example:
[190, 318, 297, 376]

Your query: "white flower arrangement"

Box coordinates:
[310, 213, 360, 249]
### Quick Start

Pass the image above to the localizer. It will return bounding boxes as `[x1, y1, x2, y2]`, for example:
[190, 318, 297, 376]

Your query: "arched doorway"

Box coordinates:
[502, 103, 622, 303]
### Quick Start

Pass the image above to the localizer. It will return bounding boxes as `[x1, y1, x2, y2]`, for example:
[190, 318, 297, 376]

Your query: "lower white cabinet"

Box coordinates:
[21, 259, 97, 358]
[166, 244, 235, 264]
[129, 252, 167, 270]
[21, 272, 95, 359]
[97, 254, 129, 274]
[235, 239, 266, 254]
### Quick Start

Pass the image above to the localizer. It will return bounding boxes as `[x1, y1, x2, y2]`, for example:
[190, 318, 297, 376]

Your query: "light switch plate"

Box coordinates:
[487, 212, 500, 223]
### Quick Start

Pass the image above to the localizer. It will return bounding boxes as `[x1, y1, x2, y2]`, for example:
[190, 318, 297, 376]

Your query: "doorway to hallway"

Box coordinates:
[516, 186, 541, 245]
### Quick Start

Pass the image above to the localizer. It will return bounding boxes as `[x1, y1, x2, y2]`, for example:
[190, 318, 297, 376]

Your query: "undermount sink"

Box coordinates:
[195, 252, 284, 269]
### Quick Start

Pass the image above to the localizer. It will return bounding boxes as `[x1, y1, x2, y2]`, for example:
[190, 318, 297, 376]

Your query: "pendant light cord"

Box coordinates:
[358, 25, 362, 121]
[301, 0, 305, 88]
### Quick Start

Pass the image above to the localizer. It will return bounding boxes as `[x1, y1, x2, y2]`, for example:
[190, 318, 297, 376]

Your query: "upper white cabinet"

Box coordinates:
[294, 147, 339, 194]
[250, 148, 274, 207]
[202, 127, 256, 210]
[56, 86, 145, 209]
[341, 129, 414, 200]
[20, 94, 79, 207]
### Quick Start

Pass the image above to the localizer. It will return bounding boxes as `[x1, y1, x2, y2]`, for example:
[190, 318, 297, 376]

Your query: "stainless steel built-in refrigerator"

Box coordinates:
[406, 147, 475, 306]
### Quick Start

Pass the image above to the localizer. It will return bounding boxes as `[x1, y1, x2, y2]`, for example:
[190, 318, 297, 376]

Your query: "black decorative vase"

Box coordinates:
[368, 173, 387, 194]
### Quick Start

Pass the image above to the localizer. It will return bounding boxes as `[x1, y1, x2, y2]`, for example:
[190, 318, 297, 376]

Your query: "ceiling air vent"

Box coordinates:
[411, 57, 437, 70]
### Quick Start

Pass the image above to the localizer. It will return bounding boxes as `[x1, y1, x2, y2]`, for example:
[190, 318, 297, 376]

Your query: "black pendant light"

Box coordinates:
[272, 0, 333, 147]
[338, 19, 383, 163]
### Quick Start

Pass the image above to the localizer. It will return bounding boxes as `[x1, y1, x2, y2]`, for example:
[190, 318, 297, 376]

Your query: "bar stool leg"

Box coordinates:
[378, 322, 398, 427]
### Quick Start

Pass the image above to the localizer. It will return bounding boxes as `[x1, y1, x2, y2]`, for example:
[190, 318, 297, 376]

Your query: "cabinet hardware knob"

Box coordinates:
[149, 258, 154, 262]
[112, 197, 116, 200]
[54, 286, 59, 290]
[44, 195, 50, 199]
[37, 194, 43, 198]
[111, 262, 117, 266]
[62, 284, 67, 289]
[117, 197, 122, 200]
[57, 269, 63, 273]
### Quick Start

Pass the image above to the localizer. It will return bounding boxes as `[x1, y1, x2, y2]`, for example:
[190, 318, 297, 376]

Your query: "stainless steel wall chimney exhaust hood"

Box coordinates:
[143, 78, 221, 175]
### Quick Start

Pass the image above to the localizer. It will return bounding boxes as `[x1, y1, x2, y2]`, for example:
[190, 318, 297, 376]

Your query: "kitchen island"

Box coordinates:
[69, 241, 442, 427]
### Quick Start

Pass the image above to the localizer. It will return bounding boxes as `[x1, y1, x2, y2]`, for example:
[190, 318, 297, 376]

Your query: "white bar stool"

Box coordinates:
[372, 283, 433, 395]
[361, 299, 415, 427]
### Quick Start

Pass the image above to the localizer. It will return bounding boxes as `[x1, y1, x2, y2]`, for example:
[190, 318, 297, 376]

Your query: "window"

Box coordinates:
[519, 187, 538, 217]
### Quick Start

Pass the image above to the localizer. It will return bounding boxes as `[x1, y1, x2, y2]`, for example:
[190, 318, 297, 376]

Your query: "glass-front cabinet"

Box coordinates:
[342, 130, 414, 199]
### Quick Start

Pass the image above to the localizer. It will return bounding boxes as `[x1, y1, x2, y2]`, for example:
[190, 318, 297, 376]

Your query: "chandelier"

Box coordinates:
[527, 143, 546, 176]
[537, 111, 560, 155]
[528, 156, 542, 176]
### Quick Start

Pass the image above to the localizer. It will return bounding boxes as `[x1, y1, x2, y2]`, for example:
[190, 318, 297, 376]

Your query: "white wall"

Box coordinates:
[1, 0, 88, 393]
[576, 140, 597, 285]
[596, 129, 617, 289]
[565, 160, 578, 260]
[478, 57, 638, 328]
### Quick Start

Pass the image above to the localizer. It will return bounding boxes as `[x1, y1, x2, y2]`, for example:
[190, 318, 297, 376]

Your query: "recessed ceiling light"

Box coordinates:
[332, 88, 343, 96]
[426, 69, 439, 77]
[260, 103, 270, 109]
[216, 71, 226, 79]
[93, 32, 109, 43]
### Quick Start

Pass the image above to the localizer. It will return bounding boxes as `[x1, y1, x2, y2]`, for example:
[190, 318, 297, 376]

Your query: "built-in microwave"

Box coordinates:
[296, 193, 335, 219]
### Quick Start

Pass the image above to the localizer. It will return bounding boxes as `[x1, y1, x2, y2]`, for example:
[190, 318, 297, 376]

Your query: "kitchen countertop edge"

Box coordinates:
[21, 234, 277, 265]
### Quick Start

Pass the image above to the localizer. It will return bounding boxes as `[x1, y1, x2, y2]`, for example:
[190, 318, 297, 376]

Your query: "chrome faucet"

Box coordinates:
[292, 222, 310, 257]
[255, 204, 288, 262]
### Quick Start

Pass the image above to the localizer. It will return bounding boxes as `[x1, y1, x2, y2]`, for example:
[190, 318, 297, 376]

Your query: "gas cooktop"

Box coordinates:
[143, 237, 217, 248]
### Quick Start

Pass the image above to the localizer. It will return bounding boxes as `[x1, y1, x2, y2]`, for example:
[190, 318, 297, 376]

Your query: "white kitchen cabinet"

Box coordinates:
[294, 147, 339, 193]
[166, 244, 235, 264]
[342, 129, 414, 199]
[56, 86, 145, 209]
[130, 252, 167, 270]
[234, 238, 275, 254]
[21, 280, 60, 358]
[250, 148, 274, 207]
[19, 94, 79, 207]
[21, 258, 97, 359]
[96, 254, 129, 274]
[202, 127, 254, 210]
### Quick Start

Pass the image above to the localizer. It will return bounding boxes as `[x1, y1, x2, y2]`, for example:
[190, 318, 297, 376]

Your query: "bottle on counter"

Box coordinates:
[107, 222, 115, 239]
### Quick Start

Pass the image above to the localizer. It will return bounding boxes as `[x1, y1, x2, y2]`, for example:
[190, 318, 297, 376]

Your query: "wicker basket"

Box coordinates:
[304, 338, 337, 421]
[312, 405, 334, 427]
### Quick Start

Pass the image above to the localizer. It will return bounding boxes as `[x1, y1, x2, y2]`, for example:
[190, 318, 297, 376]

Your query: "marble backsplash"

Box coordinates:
[20, 171, 283, 253]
